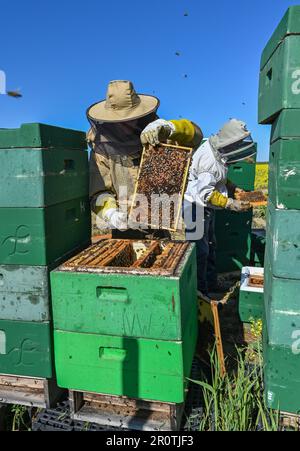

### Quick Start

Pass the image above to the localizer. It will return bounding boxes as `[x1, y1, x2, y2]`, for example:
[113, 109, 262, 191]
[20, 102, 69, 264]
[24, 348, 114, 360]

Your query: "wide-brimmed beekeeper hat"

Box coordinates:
[87, 80, 160, 123]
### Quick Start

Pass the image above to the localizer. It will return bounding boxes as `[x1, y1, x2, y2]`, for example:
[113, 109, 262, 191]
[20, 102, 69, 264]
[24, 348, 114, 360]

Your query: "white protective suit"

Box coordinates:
[184, 139, 228, 208]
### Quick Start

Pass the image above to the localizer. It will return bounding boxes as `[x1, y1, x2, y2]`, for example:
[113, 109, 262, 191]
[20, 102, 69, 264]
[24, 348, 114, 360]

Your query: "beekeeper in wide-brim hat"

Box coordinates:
[87, 80, 159, 123]
[87, 80, 203, 232]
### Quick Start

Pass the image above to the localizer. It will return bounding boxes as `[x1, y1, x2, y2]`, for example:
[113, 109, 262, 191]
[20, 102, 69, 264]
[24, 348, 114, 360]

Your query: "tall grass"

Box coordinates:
[189, 340, 279, 431]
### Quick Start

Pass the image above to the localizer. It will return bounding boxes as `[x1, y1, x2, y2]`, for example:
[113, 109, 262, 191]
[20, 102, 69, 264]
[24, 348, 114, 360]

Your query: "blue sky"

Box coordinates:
[0, 0, 299, 160]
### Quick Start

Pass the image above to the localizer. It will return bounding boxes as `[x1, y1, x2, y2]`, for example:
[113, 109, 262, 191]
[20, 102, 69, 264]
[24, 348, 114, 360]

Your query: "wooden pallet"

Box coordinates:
[69, 390, 185, 431]
[280, 411, 300, 431]
[0, 374, 65, 408]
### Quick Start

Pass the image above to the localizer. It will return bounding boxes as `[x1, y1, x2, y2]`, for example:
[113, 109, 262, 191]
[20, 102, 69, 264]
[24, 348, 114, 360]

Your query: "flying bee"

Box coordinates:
[7, 89, 22, 98]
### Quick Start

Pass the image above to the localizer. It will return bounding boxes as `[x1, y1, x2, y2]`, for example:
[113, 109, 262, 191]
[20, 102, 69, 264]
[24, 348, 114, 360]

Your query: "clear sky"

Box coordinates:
[0, 0, 299, 160]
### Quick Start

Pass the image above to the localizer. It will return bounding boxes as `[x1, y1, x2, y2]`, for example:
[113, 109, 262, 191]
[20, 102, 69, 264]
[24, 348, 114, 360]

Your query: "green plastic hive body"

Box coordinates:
[268, 110, 300, 210]
[0, 123, 88, 207]
[54, 313, 197, 404]
[227, 159, 256, 191]
[0, 319, 52, 378]
[239, 267, 264, 323]
[0, 266, 52, 322]
[266, 201, 300, 279]
[260, 6, 300, 71]
[0, 197, 91, 266]
[271, 109, 300, 142]
[269, 139, 300, 209]
[263, 320, 300, 414]
[0, 123, 86, 150]
[0, 148, 88, 208]
[52, 240, 198, 402]
[264, 253, 300, 346]
[259, 34, 300, 124]
[51, 244, 197, 341]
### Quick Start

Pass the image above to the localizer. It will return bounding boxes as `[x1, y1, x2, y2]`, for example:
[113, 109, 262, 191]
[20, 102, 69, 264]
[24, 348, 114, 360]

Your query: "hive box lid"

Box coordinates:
[260, 6, 300, 70]
[0, 123, 87, 149]
[271, 109, 300, 143]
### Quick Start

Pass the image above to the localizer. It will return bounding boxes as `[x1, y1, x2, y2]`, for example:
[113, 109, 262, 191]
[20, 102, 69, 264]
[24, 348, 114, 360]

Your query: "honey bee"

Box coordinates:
[7, 90, 22, 98]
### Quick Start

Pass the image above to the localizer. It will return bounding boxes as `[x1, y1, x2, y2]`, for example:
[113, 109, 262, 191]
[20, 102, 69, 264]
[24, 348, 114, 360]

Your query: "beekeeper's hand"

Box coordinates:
[140, 119, 175, 146]
[225, 198, 251, 212]
[103, 208, 128, 231]
[234, 187, 246, 199]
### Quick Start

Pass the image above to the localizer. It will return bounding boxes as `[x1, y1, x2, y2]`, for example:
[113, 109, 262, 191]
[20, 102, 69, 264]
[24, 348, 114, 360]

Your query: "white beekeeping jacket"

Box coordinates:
[184, 140, 228, 208]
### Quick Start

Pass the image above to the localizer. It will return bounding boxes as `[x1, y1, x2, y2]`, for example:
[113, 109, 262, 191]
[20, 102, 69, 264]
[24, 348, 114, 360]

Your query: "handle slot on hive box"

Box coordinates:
[63, 159, 75, 171]
[129, 143, 193, 232]
[96, 286, 129, 303]
[99, 347, 127, 361]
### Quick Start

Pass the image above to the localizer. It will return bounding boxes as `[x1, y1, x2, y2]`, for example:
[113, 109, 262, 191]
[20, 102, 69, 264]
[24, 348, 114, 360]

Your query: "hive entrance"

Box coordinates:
[61, 239, 189, 276]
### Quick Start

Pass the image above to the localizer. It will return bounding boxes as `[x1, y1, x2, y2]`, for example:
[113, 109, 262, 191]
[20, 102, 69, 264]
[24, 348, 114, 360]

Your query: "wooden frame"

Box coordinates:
[69, 390, 184, 431]
[0, 374, 65, 408]
[129, 143, 193, 232]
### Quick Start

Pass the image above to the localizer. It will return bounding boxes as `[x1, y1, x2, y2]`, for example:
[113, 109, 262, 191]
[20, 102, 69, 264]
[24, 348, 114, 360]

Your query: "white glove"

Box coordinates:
[140, 119, 175, 146]
[225, 198, 251, 212]
[103, 208, 128, 231]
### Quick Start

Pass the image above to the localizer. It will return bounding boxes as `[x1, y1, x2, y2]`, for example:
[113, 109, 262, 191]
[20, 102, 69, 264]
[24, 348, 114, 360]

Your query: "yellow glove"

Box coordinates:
[140, 118, 202, 147]
[169, 119, 195, 144]
[208, 191, 228, 208]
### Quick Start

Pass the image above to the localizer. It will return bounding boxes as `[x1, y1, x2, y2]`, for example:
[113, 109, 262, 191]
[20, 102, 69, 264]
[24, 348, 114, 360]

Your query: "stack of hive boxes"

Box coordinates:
[0, 123, 91, 380]
[50, 240, 198, 404]
[215, 144, 257, 272]
[258, 6, 300, 413]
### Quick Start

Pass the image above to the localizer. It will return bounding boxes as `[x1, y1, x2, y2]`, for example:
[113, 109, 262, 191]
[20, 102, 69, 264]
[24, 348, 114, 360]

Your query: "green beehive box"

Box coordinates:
[0, 148, 88, 208]
[216, 210, 253, 234]
[0, 319, 52, 378]
[263, 326, 300, 414]
[227, 159, 256, 191]
[0, 123, 86, 150]
[264, 255, 300, 346]
[54, 313, 197, 403]
[271, 109, 300, 143]
[269, 139, 300, 210]
[216, 230, 251, 251]
[51, 243, 197, 341]
[0, 197, 91, 266]
[259, 6, 300, 124]
[266, 200, 300, 279]
[216, 210, 252, 265]
[0, 265, 52, 322]
[239, 267, 264, 323]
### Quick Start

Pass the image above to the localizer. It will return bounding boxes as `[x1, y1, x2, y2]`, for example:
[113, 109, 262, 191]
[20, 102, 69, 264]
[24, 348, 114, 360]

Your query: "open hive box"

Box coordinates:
[129, 143, 193, 231]
[239, 267, 264, 323]
[59, 239, 190, 277]
[51, 239, 198, 402]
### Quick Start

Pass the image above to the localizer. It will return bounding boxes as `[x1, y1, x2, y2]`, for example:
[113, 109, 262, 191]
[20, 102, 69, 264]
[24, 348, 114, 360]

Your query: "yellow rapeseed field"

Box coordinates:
[255, 163, 268, 191]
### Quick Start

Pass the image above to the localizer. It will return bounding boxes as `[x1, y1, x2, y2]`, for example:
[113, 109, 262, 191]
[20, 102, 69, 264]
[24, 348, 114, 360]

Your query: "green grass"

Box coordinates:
[188, 335, 279, 431]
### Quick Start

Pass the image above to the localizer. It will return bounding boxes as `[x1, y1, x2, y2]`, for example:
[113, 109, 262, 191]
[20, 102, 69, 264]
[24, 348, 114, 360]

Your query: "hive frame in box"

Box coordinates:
[0, 374, 65, 408]
[69, 390, 184, 431]
[59, 239, 192, 277]
[129, 143, 193, 232]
